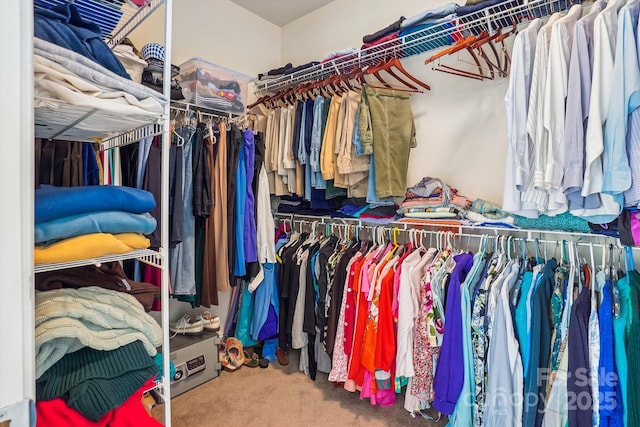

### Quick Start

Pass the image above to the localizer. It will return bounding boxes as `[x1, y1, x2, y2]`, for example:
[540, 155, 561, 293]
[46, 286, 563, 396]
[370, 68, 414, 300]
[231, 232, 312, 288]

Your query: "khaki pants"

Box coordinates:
[359, 85, 416, 198]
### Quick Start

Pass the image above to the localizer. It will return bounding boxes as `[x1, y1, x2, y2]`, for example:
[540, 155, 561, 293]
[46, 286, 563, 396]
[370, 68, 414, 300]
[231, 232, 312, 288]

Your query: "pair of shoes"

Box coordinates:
[276, 348, 289, 366]
[169, 314, 203, 336]
[219, 342, 236, 372]
[243, 351, 260, 368]
[195, 311, 220, 332]
[220, 337, 245, 372]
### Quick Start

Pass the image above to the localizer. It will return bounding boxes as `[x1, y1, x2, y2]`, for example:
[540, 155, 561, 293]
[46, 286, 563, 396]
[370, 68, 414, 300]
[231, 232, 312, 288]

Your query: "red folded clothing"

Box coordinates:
[37, 378, 162, 427]
[361, 32, 401, 50]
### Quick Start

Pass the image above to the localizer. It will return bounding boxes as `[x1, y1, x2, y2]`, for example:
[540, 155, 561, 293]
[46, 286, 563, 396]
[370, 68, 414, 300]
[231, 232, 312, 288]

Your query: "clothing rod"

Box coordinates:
[276, 216, 626, 253]
[273, 213, 628, 248]
[170, 101, 244, 120]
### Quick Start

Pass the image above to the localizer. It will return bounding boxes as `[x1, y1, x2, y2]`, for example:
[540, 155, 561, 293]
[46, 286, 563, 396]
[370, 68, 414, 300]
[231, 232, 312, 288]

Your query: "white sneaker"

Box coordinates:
[169, 314, 203, 336]
[195, 311, 220, 332]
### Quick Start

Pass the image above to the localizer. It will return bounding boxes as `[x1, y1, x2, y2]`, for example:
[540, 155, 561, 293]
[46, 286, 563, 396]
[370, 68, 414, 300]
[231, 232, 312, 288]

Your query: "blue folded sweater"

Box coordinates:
[35, 211, 157, 244]
[35, 185, 155, 224]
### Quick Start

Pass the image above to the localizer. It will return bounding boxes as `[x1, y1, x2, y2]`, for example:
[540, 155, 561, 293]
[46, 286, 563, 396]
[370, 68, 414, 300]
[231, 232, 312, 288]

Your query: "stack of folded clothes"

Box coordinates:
[396, 177, 516, 225]
[257, 61, 321, 81]
[359, 205, 399, 224]
[399, 3, 459, 54]
[361, 16, 406, 48]
[35, 262, 161, 312]
[396, 177, 473, 219]
[33, 3, 166, 133]
[35, 286, 163, 426]
[34, 185, 157, 264]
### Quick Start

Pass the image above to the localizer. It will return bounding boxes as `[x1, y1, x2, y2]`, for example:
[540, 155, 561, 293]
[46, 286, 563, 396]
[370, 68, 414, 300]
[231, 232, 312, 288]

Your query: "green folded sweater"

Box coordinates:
[36, 340, 157, 421]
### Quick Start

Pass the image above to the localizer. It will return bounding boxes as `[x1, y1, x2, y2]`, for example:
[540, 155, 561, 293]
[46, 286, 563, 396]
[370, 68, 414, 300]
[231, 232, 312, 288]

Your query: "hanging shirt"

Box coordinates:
[603, 0, 640, 199]
[567, 286, 593, 427]
[522, 13, 564, 214]
[524, 258, 557, 427]
[310, 96, 327, 189]
[503, 19, 544, 217]
[542, 5, 583, 215]
[599, 279, 624, 427]
[449, 250, 486, 427]
[433, 253, 473, 415]
[627, 270, 640, 427]
[395, 249, 426, 379]
[589, 270, 605, 426]
[581, 0, 626, 223]
[613, 273, 631, 426]
[484, 259, 524, 427]
[564, 1, 606, 212]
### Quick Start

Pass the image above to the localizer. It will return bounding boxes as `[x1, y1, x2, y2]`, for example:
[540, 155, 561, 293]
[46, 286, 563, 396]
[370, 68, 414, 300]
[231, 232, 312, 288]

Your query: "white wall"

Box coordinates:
[282, 0, 510, 205]
[130, 0, 282, 78]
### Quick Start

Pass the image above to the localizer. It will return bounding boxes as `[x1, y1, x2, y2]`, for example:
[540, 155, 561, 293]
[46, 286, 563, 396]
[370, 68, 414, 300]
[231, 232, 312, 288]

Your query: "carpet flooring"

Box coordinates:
[152, 349, 448, 427]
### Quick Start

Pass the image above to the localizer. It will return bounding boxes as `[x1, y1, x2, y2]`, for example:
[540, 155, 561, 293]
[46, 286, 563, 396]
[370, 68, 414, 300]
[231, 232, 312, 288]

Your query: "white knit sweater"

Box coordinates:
[35, 287, 162, 379]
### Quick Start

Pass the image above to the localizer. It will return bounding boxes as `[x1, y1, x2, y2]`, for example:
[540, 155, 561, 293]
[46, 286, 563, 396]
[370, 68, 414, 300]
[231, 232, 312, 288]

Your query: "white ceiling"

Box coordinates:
[230, 0, 335, 26]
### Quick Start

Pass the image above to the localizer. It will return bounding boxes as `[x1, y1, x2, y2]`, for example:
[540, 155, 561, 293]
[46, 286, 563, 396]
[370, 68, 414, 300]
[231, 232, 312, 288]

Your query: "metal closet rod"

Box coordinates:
[272, 213, 628, 250]
[170, 101, 245, 121]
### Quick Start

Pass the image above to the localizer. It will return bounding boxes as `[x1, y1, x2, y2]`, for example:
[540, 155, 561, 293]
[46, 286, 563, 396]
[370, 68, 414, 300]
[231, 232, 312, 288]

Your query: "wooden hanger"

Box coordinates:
[366, 59, 419, 90]
[426, 36, 487, 80]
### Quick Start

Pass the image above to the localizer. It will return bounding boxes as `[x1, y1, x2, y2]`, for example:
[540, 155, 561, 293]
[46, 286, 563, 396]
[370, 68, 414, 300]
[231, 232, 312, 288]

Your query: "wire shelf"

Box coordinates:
[255, 0, 582, 94]
[171, 101, 246, 120]
[107, 0, 165, 48]
[34, 248, 164, 273]
[34, 96, 164, 143]
[99, 122, 164, 150]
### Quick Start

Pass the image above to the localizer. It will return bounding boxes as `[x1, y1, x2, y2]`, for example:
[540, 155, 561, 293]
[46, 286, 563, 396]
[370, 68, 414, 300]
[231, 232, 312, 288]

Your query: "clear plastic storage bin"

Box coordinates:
[177, 58, 253, 114]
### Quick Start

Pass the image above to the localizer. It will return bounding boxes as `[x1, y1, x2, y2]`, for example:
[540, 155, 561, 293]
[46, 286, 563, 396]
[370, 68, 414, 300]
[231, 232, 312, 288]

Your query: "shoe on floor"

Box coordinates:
[276, 348, 289, 366]
[195, 311, 220, 332]
[219, 342, 238, 372]
[170, 314, 203, 336]
[243, 351, 260, 368]
[225, 337, 245, 369]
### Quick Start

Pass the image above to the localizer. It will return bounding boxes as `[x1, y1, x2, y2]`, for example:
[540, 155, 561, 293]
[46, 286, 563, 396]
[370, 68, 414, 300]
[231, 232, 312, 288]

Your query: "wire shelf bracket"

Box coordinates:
[34, 248, 164, 273]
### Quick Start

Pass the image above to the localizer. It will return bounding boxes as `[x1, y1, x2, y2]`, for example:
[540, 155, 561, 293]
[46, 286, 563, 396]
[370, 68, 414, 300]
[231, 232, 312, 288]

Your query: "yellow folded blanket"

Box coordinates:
[34, 233, 150, 264]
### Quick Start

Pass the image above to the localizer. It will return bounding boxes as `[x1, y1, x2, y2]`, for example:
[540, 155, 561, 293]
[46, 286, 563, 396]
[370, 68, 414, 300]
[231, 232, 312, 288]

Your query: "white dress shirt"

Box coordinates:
[503, 19, 544, 217]
[603, 0, 640, 196]
[580, 0, 625, 222]
[543, 5, 584, 215]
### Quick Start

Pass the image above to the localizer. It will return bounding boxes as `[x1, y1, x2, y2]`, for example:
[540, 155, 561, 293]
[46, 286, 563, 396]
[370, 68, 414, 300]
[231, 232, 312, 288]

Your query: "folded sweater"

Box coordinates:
[35, 287, 162, 379]
[35, 184, 155, 224]
[36, 377, 163, 427]
[37, 341, 157, 421]
[34, 232, 150, 264]
[35, 261, 160, 312]
[35, 211, 156, 244]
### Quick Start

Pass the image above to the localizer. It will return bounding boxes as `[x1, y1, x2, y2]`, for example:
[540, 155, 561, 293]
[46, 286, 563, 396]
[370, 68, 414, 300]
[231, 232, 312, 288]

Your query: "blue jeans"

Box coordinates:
[170, 126, 196, 295]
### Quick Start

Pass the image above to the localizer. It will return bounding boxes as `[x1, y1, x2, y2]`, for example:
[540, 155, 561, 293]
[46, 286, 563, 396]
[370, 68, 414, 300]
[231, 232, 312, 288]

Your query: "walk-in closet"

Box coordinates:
[3, 0, 640, 426]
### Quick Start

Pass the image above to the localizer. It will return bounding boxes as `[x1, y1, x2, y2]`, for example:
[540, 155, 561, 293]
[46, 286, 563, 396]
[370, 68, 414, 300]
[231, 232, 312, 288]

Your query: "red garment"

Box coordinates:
[344, 255, 376, 391]
[143, 265, 163, 311]
[343, 255, 366, 358]
[375, 265, 397, 372]
[360, 31, 401, 50]
[361, 266, 393, 374]
[360, 266, 395, 397]
[37, 378, 162, 427]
